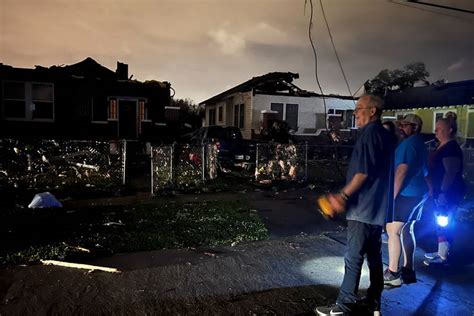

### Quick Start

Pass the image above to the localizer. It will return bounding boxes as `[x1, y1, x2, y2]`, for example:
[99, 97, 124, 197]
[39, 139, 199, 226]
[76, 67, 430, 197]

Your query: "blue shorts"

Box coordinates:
[389, 195, 428, 223]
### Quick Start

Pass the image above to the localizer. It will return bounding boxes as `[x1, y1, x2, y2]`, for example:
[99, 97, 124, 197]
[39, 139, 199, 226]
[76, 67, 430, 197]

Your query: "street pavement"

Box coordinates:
[1, 187, 473, 315]
[89, 187, 474, 315]
[250, 187, 474, 315]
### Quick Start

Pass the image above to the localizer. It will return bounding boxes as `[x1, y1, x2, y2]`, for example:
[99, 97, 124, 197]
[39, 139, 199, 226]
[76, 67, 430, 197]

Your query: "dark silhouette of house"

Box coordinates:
[0, 57, 175, 141]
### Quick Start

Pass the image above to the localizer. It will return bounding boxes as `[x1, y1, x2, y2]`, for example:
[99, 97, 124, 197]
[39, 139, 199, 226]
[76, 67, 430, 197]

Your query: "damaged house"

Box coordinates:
[199, 72, 355, 140]
[0, 57, 175, 141]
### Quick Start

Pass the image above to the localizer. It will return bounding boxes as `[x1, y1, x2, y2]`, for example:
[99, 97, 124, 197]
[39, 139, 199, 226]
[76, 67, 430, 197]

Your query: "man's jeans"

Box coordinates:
[336, 220, 383, 312]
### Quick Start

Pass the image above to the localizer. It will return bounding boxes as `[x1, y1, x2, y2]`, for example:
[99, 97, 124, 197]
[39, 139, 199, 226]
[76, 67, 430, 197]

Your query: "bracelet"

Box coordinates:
[339, 190, 349, 201]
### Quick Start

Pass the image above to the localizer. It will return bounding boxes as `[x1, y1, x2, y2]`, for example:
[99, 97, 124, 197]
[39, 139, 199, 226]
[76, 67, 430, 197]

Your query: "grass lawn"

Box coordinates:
[0, 199, 268, 265]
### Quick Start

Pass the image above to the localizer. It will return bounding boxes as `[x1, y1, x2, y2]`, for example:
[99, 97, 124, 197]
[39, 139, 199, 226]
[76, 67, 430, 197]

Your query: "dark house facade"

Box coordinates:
[382, 80, 474, 144]
[0, 58, 174, 141]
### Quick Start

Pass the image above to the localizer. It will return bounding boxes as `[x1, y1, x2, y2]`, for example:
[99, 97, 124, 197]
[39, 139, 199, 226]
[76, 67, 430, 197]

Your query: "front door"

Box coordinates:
[118, 100, 137, 139]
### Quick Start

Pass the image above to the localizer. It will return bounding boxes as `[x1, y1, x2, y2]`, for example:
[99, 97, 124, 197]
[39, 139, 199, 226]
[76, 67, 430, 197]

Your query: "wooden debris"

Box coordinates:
[40, 260, 121, 273]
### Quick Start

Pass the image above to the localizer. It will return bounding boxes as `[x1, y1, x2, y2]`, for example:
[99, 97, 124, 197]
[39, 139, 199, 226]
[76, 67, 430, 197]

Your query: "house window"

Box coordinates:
[239, 104, 244, 128]
[285, 103, 298, 131]
[3, 81, 26, 119]
[218, 106, 223, 122]
[346, 110, 355, 128]
[31, 83, 54, 120]
[270, 103, 284, 121]
[209, 108, 216, 125]
[234, 104, 244, 128]
[3, 81, 54, 121]
[139, 100, 149, 121]
[108, 99, 118, 120]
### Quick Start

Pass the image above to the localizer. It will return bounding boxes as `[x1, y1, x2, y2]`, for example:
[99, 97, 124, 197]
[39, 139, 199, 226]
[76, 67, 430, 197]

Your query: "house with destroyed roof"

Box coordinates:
[199, 72, 355, 140]
[0, 57, 176, 141]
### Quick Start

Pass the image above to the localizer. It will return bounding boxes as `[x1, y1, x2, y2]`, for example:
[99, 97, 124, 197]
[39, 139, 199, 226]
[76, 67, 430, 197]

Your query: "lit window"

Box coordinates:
[139, 100, 148, 121]
[108, 99, 117, 120]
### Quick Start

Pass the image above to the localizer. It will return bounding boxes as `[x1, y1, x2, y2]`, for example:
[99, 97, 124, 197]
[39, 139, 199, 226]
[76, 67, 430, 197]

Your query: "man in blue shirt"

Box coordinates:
[316, 95, 395, 316]
[384, 114, 428, 287]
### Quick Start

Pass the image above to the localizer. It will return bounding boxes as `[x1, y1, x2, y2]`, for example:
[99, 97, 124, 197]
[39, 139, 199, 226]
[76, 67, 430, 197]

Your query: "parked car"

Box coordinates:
[185, 126, 256, 170]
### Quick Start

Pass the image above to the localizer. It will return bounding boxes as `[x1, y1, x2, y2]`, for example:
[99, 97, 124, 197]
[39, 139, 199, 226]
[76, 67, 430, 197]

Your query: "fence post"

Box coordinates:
[201, 143, 206, 183]
[255, 143, 259, 182]
[170, 143, 175, 185]
[150, 146, 154, 196]
[305, 141, 308, 181]
[122, 139, 127, 186]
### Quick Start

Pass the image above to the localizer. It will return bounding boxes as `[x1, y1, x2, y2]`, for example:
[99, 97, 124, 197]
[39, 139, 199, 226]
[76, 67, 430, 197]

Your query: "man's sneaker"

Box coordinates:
[383, 268, 402, 287]
[315, 303, 346, 316]
[424, 252, 438, 260]
[401, 267, 417, 284]
[423, 254, 448, 266]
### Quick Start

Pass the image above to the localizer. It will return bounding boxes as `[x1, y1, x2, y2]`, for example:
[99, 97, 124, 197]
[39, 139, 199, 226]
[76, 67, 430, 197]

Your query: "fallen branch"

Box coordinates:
[62, 242, 91, 253]
[40, 260, 121, 273]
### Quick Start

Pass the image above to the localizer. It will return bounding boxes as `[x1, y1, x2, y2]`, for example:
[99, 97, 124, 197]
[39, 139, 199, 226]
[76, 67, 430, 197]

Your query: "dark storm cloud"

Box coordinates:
[1, 0, 473, 100]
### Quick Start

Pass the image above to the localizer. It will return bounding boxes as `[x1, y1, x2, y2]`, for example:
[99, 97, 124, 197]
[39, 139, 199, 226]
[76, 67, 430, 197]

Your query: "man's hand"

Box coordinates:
[328, 193, 346, 213]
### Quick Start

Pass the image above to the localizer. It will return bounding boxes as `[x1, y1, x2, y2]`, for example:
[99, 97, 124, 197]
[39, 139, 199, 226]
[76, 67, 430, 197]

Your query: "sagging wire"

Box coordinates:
[318, 0, 356, 105]
[388, 0, 474, 23]
[305, 0, 345, 179]
[305, 0, 328, 131]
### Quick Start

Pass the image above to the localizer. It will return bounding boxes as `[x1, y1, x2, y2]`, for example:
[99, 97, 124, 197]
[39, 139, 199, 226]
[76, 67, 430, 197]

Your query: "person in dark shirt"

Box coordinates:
[315, 95, 395, 316]
[423, 116, 466, 265]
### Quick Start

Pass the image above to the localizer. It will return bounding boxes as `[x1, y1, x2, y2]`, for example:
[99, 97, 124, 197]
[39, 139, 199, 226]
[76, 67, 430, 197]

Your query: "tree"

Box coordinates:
[170, 98, 203, 129]
[364, 62, 430, 96]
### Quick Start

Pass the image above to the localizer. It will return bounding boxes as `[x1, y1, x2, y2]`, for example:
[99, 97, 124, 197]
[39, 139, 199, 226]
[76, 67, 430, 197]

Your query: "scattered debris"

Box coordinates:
[40, 260, 121, 273]
[28, 192, 62, 208]
[103, 221, 125, 226]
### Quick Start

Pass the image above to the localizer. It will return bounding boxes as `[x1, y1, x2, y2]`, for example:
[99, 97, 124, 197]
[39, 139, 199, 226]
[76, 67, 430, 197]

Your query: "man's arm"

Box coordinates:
[330, 173, 368, 212]
[393, 163, 408, 198]
[342, 172, 368, 197]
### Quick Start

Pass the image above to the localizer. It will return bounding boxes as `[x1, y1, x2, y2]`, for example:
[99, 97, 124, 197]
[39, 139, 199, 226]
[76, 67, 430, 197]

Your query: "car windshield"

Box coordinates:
[206, 127, 227, 139]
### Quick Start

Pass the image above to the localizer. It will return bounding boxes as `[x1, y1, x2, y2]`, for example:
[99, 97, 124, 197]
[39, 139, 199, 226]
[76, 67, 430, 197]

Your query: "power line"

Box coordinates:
[408, 0, 474, 15]
[318, 0, 356, 104]
[305, 0, 328, 130]
[305, 0, 346, 179]
[388, 0, 474, 23]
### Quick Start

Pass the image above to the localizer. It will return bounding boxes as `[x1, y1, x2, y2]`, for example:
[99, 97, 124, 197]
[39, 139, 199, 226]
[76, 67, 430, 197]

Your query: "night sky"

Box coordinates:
[1, 0, 473, 102]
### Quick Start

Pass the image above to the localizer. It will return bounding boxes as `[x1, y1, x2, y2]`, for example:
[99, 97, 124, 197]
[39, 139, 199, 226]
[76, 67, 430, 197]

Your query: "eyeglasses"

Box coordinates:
[354, 107, 372, 113]
[400, 123, 415, 127]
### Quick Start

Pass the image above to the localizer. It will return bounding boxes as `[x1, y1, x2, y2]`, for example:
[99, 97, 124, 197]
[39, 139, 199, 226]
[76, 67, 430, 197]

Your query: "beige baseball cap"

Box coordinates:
[400, 114, 423, 127]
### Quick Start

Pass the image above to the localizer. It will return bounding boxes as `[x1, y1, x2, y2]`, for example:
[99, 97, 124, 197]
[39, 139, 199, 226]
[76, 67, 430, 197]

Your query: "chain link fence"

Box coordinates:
[151, 143, 218, 194]
[0, 139, 126, 195]
[150, 141, 474, 193]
